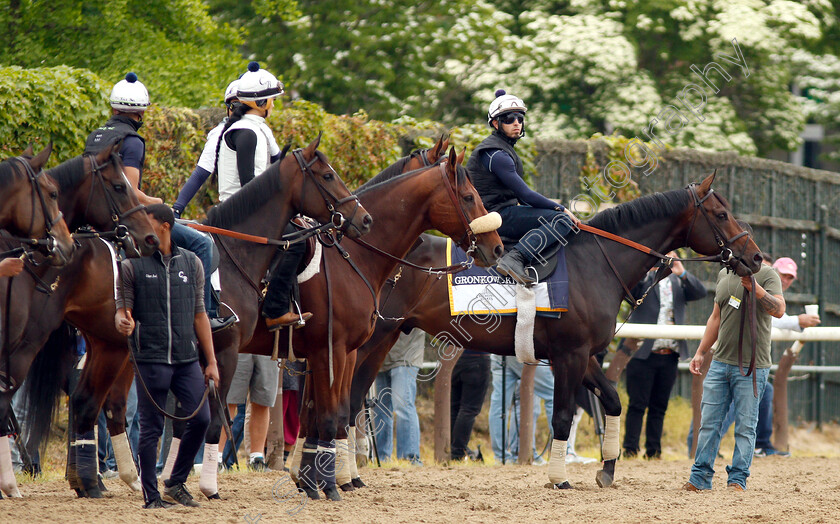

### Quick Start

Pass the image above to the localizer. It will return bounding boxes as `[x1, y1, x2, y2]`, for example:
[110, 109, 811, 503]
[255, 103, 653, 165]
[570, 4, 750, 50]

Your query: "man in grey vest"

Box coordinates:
[115, 204, 219, 509]
[465, 90, 581, 284]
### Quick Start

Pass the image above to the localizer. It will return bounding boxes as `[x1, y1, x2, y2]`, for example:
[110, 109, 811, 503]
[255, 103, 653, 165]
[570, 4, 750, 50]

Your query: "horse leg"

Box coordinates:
[581, 356, 622, 488]
[348, 327, 404, 487]
[199, 337, 239, 500]
[71, 340, 126, 498]
[335, 350, 356, 492]
[309, 349, 346, 501]
[297, 369, 321, 500]
[547, 349, 588, 490]
[102, 362, 141, 492]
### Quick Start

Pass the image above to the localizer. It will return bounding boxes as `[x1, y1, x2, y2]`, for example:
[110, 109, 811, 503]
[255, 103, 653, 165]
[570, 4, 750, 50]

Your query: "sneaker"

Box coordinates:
[163, 481, 200, 507]
[144, 497, 175, 509]
[765, 448, 791, 457]
[533, 456, 547, 466]
[408, 456, 424, 467]
[566, 452, 597, 465]
[753, 448, 767, 458]
[249, 456, 270, 472]
[101, 468, 119, 479]
[209, 315, 236, 332]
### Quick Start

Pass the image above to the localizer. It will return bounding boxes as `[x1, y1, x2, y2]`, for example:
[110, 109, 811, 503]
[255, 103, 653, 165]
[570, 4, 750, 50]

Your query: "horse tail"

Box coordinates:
[20, 322, 78, 453]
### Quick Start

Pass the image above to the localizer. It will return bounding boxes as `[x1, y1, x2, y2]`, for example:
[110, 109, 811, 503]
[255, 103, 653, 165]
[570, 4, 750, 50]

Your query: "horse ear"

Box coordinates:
[456, 147, 466, 165]
[431, 133, 447, 158]
[699, 170, 716, 194]
[98, 139, 119, 163]
[303, 131, 323, 158]
[22, 144, 34, 157]
[447, 146, 457, 175]
[31, 142, 53, 171]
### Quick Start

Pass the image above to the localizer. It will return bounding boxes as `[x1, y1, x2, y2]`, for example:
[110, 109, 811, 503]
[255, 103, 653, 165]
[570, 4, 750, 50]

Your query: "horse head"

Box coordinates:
[684, 172, 763, 276]
[83, 141, 159, 257]
[291, 133, 372, 238]
[2, 144, 75, 266]
[433, 147, 503, 267]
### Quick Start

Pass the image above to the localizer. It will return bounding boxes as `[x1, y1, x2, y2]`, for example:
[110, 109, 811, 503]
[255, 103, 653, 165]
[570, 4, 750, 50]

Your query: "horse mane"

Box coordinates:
[585, 188, 696, 235]
[356, 149, 429, 193]
[0, 160, 16, 190]
[46, 155, 86, 192]
[355, 157, 468, 197]
[205, 160, 283, 229]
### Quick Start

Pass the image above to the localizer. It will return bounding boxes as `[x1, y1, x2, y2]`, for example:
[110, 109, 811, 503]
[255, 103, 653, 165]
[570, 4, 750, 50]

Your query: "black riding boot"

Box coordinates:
[263, 231, 311, 330]
[495, 248, 536, 284]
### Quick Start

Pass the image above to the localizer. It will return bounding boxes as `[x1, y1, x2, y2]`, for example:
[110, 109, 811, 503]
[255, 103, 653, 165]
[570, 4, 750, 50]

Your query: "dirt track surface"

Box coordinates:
[3, 456, 840, 523]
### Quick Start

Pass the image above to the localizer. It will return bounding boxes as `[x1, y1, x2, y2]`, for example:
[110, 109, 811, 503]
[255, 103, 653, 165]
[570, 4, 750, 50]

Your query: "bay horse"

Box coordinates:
[234, 148, 503, 501]
[0, 144, 75, 267]
[0, 141, 160, 497]
[156, 136, 453, 499]
[346, 172, 762, 490]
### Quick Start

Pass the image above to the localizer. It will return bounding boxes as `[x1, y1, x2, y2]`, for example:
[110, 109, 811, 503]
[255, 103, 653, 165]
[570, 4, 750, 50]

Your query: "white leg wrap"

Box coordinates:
[0, 437, 21, 498]
[111, 432, 141, 492]
[335, 439, 352, 485]
[354, 426, 370, 456]
[603, 415, 620, 461]
[548, 439, 568, 485]
[160, 437, 180, 483]
[347, 431, 360, 479]
[288, 437, 305, 480]
[567, 407, 584, 454]
[199, 444, 219, 498]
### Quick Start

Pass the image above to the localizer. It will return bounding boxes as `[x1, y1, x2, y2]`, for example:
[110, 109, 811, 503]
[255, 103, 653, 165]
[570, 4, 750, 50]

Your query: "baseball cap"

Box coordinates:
[773, 257, 797, 279]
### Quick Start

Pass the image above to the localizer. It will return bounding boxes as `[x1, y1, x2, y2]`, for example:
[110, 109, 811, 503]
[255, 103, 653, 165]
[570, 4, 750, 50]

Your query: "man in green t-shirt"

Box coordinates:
[683, 222, 785, 492]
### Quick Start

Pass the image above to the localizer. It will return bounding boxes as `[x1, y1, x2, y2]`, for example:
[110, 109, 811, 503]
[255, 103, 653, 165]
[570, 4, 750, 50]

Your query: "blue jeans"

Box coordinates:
[689, 361, 769, 490]
[171, 222, 215, 316]
[489, 355, 554, 462]
[717, 381, 774, 449]
[371, 366, 420, 461]
[497, 206, 575, 264]
[98, 411, 116, 472]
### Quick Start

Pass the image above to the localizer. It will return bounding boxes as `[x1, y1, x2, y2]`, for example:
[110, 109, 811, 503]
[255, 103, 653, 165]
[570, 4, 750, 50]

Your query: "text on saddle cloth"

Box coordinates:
[445, 238, 568, 317]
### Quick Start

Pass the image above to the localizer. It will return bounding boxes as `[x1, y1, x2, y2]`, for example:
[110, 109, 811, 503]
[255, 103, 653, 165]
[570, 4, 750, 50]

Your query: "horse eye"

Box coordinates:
[717, 212, 727, 220]
[50, 191, 58, 199]
[463, 194, 474, 203]
[323, 172, 334, 181]
[113, 184, 125, 192]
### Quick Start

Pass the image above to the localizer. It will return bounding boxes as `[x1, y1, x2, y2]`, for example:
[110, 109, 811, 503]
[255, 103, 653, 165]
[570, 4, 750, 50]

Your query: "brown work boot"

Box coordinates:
[266, 311, 313, 331]
[727, 483, 745, 492]
[682, 482, 701, 492]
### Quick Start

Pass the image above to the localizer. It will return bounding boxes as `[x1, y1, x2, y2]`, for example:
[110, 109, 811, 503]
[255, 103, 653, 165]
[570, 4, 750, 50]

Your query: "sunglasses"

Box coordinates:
[499, 112, 525, 125]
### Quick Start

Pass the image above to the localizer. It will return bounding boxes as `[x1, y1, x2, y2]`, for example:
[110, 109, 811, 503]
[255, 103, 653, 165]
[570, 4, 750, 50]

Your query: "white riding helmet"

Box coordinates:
[487, 89, 527, 124]
[110, 72, 150, 113]
[237, 61, 284, 102]
[224, 79, 240, 104]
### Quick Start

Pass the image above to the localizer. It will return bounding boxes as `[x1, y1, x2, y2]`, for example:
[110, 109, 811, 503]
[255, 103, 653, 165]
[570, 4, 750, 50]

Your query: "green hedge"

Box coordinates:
[1, 66, 541, 220]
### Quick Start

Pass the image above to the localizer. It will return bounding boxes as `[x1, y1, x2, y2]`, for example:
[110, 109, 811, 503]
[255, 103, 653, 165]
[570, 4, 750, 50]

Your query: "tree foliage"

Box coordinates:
[0, 0, 244, 108]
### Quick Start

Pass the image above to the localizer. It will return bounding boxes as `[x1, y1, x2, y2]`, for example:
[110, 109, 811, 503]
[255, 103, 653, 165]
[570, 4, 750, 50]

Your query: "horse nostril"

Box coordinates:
[362, 214, 373, 228]
[754, 253, 763, 264]
[494, 244, 504, 259]
[146, 234, 160, 247]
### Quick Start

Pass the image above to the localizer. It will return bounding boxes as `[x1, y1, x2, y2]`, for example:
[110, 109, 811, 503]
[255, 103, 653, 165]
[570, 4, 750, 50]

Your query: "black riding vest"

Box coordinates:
[128, 244, 198, 365]
[85, 116, 146, 184]
[466, 131, 524, 213]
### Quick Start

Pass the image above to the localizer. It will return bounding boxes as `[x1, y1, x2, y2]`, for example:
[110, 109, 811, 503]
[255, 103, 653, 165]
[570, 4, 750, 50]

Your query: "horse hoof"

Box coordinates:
[351, 477, 366, 488]
[85, 486, 104, 499]
[323, 487, 342, 501]
[596, 469, 614, 488]
[302, 487, 320, 500]
[74, 488, 86, 498]
[339, 483, 355, 492]
[548, 481, 574, 490]
[206, 493, 222, 500]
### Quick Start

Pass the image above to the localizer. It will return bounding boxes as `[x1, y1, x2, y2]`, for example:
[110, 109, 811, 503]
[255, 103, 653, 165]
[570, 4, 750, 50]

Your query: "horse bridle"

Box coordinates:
[81, 151, 147, 243]
[437, 162, 479, 257]
[10, 157, 65, 261]
[685, 182, 751, 270]
[293, 148, 361, 234]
